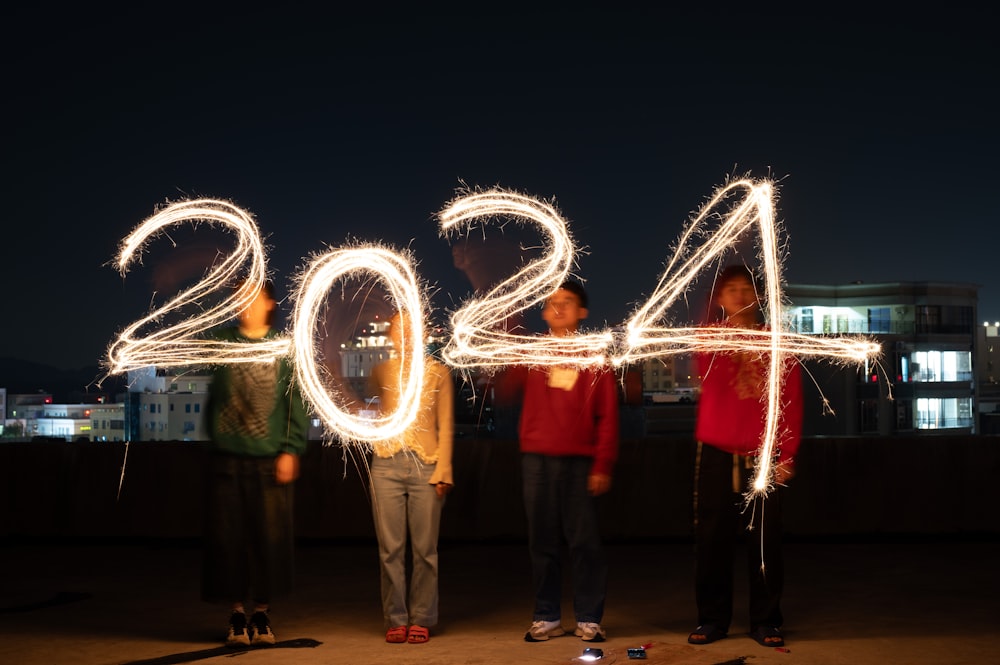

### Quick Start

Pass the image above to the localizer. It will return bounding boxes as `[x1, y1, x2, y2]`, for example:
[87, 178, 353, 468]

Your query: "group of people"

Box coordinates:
[202, 265, 802, 651]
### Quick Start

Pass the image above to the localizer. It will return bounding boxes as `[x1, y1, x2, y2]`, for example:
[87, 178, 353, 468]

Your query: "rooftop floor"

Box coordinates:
[3, 536, 997, 665]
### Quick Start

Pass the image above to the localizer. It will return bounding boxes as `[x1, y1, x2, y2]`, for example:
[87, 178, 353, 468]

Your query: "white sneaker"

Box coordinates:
[575, 621, 606, 642]
[249, 611, 276, 646]
[225, 612, 251, 647]
[525, 619, 566, 642]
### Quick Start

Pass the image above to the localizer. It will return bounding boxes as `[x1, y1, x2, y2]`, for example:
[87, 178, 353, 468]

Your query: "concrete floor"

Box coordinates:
[2, 536, 998, 665]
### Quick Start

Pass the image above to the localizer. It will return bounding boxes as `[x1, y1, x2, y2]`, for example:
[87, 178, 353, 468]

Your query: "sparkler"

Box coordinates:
[105, 183, 880, 483]
[614, 179, 878, 494]
[438, 189, 613, 369]
[289, 244, 427, 445]
[106, 199, 290, 375]
[441, 181, 879, 495]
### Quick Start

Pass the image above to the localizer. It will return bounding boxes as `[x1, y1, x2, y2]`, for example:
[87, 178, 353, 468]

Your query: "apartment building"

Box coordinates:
[978, 321, 1000, 434]
[785, 281, 979, 436]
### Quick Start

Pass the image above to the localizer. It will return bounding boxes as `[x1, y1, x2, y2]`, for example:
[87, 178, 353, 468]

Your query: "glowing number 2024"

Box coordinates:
[108, 182, 879, 476]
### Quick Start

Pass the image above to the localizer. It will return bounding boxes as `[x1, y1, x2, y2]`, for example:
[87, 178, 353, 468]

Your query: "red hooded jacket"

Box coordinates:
[695, 326, 803, 464]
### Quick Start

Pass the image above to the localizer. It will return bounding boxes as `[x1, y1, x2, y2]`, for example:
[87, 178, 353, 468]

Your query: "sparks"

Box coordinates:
[106, 199, 290, 375]
[438, 189, 613, 369]
[439, 181, 879, 496]
[289, 244, 427, 445]
[106, 183, 880, 474]
[612, 179, 879, 495]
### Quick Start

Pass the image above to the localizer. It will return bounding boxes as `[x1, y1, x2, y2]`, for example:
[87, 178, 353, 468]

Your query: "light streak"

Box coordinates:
[105, 183, 880, 475]
[438, 189, 613, 369]
[611, 179, 879, 495]
[440, 181, 879, 496]
[106, 199, 290, 375]
[290, 244, 427, 445]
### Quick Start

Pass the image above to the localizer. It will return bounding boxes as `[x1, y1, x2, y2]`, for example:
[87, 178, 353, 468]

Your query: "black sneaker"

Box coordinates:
[226, 612, 250, 647]
[250, 611, 276, 646]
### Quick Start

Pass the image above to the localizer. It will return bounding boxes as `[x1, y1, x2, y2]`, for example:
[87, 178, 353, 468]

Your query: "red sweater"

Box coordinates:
[496, 365, 620, 477]
[695, 336, 803, 464]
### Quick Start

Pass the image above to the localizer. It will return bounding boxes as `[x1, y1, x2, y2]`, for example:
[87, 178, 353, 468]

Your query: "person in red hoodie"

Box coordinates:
[496, 280, 619, 644]
[687, 265, 803, 649]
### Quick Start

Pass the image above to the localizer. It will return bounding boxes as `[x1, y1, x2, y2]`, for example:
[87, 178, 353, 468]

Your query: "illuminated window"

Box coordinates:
[915, 397, 973, 429]
[910, 351, 972, 382]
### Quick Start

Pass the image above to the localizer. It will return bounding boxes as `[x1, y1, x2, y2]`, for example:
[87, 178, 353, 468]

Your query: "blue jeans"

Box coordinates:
[370, 454, 444, 627]
[522, 453, 607, 623]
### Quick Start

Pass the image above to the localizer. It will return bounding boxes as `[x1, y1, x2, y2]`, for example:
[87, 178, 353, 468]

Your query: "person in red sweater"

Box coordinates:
[495, 280, 619, 644]
[688, 265, 802, 649]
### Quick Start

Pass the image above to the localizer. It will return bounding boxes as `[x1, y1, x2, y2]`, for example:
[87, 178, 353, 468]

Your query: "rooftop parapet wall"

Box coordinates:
[2, 436, 998, 541]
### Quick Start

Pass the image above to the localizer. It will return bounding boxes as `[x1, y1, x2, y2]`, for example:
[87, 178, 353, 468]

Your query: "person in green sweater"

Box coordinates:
[201, 280, 309, 647]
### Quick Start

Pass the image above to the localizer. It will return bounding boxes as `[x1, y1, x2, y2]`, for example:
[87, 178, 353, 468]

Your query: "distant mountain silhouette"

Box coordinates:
[0, 358, 126, 403]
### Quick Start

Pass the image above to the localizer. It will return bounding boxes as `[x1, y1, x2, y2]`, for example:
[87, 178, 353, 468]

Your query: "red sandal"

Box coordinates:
[407, 625, 430, 643]
[385, 625, 407, 643]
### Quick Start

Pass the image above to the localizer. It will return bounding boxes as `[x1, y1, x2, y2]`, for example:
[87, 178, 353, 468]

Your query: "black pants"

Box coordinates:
[202, 454, 295, 606]
[693, 442, 784, 633]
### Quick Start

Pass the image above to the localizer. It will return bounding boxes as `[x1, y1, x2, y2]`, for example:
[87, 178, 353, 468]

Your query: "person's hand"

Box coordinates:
[434, 482, 453, 498]
[274, 452, 299, 484]
[774, 461, 795, 485]
[588, 473, 612, 496]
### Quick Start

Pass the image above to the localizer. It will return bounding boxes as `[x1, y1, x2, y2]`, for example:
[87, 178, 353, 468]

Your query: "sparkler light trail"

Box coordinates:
[106, 199, 290, 375]
[613, 180, 874, 365]
[105, 183, 879, 482]
[614, 178, 879, 495]
[290, 244, 427, 446]
[440, 181, 880, 495]
[438, 189, 613, 369]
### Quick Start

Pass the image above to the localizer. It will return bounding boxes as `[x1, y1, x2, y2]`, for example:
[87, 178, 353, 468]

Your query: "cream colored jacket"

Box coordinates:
[368, 356, 455, 485]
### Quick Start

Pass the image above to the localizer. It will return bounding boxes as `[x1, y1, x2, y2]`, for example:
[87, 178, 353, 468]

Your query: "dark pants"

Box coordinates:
[693, 442, 784, 633]
[522, 453, 607, 623]
[202, 454, 295, 606]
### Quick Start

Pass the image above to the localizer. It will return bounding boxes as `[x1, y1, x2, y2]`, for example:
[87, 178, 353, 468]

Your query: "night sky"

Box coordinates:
[5, 5, 997, 371]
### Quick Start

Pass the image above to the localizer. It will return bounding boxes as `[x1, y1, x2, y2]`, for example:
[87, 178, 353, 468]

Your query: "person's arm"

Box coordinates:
[281, 373, 311, 457]
[275, 362, 311, 484]
[774, 358, 804, 484]
[491, 364, 529, 407]
[428, 366, 455, 496]
[588, 369, 620, 495]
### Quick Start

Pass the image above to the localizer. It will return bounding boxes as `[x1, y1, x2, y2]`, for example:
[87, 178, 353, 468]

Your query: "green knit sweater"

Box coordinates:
[206, 327, 309, 457]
